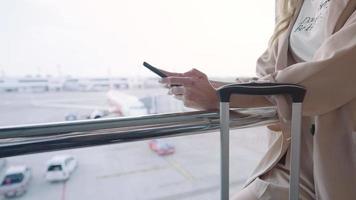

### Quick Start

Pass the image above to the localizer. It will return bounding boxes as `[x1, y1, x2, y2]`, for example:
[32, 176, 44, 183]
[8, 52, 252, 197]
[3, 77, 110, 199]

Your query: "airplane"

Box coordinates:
[65, 90, 148, 121]
[106, 90, 148, 117]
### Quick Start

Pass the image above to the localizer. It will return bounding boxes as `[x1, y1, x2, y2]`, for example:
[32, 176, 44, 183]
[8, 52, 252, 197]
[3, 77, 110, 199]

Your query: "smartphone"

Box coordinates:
[142, 62, 167, 78]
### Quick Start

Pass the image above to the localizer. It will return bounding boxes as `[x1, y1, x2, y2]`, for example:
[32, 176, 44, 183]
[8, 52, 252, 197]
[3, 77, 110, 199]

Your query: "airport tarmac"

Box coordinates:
[0, 89, 271, 200]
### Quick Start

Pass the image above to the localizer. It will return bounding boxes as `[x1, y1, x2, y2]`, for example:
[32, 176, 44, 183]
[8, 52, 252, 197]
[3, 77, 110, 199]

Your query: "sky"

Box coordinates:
[0, 0, 275, 78]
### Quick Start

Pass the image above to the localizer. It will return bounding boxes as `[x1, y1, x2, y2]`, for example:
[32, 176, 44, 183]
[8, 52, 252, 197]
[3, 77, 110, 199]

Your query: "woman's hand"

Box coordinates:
[160, 68, 219, 110]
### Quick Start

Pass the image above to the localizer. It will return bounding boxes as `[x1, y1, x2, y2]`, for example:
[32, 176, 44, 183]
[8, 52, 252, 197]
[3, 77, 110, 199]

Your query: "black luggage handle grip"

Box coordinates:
[217, 82, 306, 103]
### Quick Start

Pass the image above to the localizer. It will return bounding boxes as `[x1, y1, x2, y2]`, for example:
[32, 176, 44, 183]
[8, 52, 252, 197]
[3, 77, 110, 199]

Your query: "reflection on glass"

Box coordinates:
[0, 0, 274, 199]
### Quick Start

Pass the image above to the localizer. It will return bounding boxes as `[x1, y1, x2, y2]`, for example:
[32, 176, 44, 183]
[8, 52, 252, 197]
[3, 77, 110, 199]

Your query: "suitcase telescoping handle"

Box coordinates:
[217, 82, 306, 200]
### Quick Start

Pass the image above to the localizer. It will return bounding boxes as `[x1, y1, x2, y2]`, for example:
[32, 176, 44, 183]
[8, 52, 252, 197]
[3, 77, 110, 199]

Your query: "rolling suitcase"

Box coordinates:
[217, 82, 306, 200]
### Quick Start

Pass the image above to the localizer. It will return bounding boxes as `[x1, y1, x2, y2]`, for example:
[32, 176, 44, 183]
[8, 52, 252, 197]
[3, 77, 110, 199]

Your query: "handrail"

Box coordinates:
[0, 107, 278, 158]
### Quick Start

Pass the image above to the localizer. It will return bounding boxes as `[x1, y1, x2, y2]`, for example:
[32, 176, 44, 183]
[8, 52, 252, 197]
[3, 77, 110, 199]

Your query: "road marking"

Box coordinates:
[164, 157, 195, 182]
[148, 179, 245, 200]
[96, 166, 170, 179]
[61, 182, 67, 200]
[96, 157, 195, 182]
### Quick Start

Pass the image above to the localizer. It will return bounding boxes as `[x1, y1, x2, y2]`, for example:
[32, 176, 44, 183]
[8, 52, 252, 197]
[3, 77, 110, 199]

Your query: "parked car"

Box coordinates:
[148, 139, 175, 156]
[89, 109, 109, 119]
[0, 165, 31, 198]
[65, 113, 78, 121]
[45, 155, 77, 182]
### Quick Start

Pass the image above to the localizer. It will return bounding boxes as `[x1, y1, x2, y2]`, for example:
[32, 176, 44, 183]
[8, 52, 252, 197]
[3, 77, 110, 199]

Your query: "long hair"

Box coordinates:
[269, 0, 299, 47]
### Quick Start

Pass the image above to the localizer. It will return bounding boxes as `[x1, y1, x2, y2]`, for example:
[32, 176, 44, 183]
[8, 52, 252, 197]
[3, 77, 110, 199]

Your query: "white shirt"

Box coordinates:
[290, 0, 331, 61]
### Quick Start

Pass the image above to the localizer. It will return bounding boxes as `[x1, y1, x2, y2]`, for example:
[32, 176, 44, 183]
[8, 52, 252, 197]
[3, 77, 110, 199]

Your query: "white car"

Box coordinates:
[0, 166, 31, 198]
[45, 155, 77, 182]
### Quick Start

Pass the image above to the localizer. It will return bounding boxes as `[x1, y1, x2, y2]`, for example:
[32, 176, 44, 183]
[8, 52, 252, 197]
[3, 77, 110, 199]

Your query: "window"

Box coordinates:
[0, 0, 274, 126]
[47, 165, 62, 172]
[0, 1, 275, 199]
[1, 174, 24, 185]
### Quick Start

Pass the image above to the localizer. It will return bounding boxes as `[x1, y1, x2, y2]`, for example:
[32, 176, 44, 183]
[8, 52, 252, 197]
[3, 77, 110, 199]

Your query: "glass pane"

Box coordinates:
[0, 0, 274, 126]
[0, 89, 188, 126]
[0, 127, 270, 199]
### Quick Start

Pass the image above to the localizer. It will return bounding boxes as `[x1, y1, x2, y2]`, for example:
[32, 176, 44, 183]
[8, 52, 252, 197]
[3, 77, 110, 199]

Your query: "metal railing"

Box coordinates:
[0, 107, 278, 158]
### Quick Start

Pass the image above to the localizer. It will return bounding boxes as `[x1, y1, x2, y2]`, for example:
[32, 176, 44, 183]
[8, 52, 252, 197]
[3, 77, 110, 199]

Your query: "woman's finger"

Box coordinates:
[168, 86, 185, 95]
[173, 94, 184, 101]
[161, 77, 194, 87]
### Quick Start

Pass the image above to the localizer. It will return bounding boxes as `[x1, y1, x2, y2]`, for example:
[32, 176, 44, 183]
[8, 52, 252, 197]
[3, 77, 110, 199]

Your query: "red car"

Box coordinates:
[148, 139, 175, 156]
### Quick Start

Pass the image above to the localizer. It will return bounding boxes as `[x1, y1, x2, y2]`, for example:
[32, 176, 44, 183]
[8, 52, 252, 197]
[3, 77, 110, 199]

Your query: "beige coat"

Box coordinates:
[242, 0, 356, 199]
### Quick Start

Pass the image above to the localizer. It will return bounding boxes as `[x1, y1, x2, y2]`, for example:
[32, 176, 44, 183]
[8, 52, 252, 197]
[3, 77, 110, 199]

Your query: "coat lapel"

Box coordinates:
[331, 0, 356, 33]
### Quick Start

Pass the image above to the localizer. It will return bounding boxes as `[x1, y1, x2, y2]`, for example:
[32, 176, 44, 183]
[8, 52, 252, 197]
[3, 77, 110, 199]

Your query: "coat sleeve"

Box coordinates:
[266, 11, 356, 116]
[255, 39, 279, 78]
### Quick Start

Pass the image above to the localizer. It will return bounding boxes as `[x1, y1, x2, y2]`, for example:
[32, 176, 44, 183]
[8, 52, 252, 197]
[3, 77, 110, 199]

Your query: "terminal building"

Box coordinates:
[0, 76, 160, 92]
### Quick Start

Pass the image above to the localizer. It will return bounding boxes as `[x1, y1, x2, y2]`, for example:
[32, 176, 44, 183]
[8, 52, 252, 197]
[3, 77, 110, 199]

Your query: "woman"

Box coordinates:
[160, 0, 356, 199]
